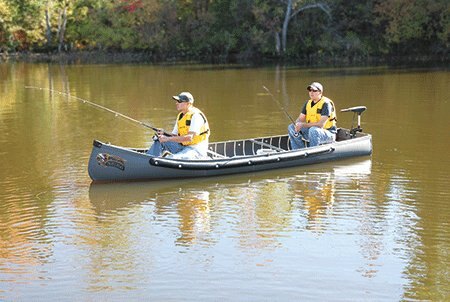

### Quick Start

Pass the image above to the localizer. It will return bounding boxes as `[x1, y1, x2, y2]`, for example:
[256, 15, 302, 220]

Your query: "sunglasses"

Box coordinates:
[308, 89, 319, 92]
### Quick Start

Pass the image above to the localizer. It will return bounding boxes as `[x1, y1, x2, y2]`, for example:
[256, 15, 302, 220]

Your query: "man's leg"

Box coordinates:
[308, 127, 334, 147]
[147, 139, 163, 155]
[147, 140, 183, 156]
[288, 124, 307, 150]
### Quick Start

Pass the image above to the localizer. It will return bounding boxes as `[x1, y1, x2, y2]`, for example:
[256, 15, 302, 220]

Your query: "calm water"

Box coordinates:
[0, 63, 449, 301]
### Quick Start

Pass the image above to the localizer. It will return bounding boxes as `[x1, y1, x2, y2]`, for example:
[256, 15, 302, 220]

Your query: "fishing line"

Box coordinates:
[262, 85, 297, 125]
[262, 85, 301, 138]
[25, 86, 173, 136]
[25, 86, 229, 158]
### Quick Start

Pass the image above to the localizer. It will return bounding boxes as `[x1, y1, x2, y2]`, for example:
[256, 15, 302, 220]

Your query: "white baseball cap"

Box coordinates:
[307, 82, 323, 92]
[172, 92, 194, 103]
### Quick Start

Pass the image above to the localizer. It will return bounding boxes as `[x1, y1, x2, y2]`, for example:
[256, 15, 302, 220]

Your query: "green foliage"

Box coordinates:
[68, 0, 142, 50]
[376, 0, 428, 43]
[0, 0, 13, 45]
[1, 0, 448, 62]
[1, 0, 45, 50]
[374, 0, 449, 56]
[331, 0, 385, 55]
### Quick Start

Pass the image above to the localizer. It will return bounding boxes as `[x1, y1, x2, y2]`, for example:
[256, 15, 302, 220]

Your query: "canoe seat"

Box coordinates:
[250, 139, 285, 152]
[207, 150, 227, 159]
[256, 149, 278, 155]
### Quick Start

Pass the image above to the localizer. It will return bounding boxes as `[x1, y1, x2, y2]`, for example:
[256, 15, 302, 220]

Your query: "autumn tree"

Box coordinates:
[375, 0, 449, 57]
[0, 0, 13, 49]
[0, 0, 447, 63]
[44, 0, 71, 52]
[2, 0, 44, 50]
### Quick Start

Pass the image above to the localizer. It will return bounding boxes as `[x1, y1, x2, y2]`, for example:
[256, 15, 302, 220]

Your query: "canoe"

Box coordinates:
[88, 127, 372, 182]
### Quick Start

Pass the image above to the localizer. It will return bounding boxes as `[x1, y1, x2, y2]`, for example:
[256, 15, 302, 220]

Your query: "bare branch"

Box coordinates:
[290, 3, 331, 20]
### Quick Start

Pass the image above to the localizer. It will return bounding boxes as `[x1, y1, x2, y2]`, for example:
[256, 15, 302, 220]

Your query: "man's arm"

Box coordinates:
[294, 103, 307, 132]
[294, 113, 306, 132]
[159, 132, 195, 144]
[297, 102, 331, 130]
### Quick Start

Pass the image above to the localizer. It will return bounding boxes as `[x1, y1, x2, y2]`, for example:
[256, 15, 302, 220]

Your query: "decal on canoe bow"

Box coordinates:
[96, 153, 126, 171]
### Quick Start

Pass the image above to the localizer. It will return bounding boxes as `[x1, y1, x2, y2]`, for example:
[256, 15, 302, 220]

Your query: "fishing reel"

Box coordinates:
[340, 106, 367, 138]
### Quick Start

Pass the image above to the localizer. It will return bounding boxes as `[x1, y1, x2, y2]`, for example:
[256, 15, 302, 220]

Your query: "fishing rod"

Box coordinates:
[262, 85, 301, 137]
[24, 86, 173, 136]
[262, 85, 297, 125]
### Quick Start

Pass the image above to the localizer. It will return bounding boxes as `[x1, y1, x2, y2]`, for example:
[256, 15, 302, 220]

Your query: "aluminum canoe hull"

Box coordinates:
[88, 132, 372, 182]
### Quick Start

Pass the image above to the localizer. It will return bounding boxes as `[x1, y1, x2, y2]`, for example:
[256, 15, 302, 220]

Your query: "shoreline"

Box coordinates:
[1, 50, 448, 67]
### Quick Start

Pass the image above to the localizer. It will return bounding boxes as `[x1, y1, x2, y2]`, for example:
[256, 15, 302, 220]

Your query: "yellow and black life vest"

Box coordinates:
[305, 97, 337, 129]
[176, 107, 210, 146]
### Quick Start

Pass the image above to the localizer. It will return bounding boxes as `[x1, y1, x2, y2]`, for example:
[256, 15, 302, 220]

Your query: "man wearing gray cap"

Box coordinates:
[288, 82, 337, 149]
[147, 92, 210, 159]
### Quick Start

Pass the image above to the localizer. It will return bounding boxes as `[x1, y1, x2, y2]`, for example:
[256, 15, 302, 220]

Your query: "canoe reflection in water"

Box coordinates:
[169, 190, 211, 247]
[89, 159, 372, 247]
[89, 181, 211, 247]
[285, 159, 372, 233]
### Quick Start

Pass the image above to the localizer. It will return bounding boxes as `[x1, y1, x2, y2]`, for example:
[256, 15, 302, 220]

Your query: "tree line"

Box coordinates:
[0, 0, 448, 64]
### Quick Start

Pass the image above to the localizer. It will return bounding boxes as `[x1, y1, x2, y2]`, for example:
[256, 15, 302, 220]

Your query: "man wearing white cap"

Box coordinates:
[147, 92, 210, 159]
[288, 82, 337, 149]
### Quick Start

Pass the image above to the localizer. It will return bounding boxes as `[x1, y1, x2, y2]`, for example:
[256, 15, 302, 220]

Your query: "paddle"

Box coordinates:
[25, 86, 174, 137]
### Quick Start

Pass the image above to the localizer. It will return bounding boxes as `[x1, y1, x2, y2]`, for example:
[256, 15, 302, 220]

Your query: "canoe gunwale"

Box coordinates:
[149, 146, 336, 170]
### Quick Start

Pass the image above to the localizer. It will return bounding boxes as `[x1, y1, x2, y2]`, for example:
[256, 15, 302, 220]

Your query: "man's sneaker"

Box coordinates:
[161, 150, 172, 158]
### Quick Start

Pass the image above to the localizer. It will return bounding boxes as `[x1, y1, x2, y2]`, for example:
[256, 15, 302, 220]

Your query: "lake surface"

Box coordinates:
[0, 62, 449, 301]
